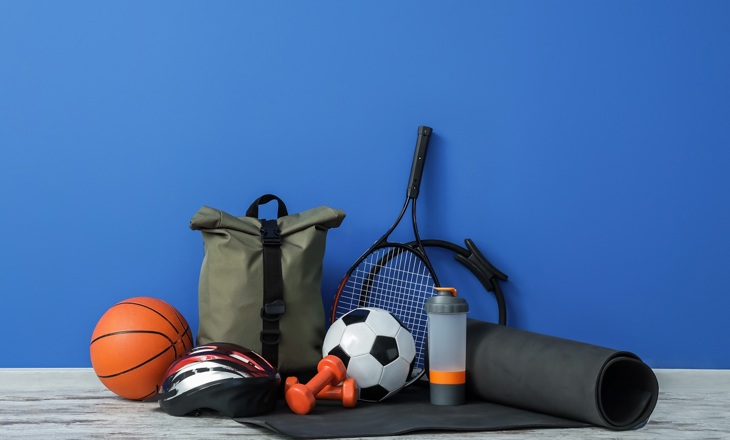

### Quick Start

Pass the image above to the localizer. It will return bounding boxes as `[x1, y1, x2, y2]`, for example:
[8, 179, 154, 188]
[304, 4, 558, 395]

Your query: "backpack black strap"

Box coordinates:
[246, 194, 288, 218]
[248, 195, 288, 368]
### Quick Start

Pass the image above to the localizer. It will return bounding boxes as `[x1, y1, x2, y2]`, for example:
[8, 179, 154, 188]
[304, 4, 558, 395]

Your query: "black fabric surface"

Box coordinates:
[235, 385, 588, 438]
[235, 319, 658, 438]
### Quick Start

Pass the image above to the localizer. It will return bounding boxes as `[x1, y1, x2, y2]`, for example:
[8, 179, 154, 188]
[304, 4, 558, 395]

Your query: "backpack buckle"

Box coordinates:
[261, 300, 286, 321]
[260, 221, 281, 246]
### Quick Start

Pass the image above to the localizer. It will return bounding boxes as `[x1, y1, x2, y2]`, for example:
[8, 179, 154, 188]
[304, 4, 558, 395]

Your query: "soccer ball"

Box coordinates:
[322, 307, 416, 402]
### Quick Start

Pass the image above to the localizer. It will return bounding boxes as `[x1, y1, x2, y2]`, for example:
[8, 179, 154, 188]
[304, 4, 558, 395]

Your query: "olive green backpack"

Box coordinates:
[190, 194, 345, 376]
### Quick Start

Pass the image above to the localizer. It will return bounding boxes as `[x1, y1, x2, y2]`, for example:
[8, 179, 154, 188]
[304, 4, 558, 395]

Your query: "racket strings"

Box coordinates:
[334, 246, 436, 373]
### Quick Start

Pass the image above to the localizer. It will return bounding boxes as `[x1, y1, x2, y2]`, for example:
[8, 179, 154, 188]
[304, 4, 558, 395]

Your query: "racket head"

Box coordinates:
[332, 243, 437, 385]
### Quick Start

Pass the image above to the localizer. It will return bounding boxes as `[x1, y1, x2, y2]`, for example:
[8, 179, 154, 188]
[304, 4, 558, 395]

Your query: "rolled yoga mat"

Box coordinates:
[466, 319, 659, 430]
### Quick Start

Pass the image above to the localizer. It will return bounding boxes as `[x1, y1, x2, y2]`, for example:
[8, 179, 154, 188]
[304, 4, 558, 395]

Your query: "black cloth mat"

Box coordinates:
[235, 385, 588, 438]
[235, 319, 658, 438]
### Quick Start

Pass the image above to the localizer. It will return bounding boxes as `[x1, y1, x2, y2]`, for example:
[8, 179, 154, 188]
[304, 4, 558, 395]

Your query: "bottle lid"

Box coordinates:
[425, 287, 469, 314]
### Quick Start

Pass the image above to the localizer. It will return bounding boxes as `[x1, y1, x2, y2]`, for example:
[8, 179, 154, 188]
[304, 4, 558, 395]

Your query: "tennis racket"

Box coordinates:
[331, 125, 439, 384]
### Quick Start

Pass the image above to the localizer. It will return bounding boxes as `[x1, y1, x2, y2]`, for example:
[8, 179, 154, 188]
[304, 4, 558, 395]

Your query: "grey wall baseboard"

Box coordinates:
[654, 369, 730, 391]
[1, 368, 729, 392]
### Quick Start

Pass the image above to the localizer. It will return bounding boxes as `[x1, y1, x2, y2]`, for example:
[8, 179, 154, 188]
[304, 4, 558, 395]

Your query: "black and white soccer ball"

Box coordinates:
[322, 307, 416, 402]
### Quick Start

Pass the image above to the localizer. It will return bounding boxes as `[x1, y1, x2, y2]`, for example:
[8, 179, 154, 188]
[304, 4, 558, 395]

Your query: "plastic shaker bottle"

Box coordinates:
[425, 287, 469, 405]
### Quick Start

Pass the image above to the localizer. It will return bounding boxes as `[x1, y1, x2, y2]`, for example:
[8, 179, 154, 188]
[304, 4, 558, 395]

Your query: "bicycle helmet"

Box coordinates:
[157, 342, 280, 418]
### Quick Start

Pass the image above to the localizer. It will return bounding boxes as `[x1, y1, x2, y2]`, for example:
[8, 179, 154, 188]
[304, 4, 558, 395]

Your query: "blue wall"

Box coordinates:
[2, 1, 728, 368]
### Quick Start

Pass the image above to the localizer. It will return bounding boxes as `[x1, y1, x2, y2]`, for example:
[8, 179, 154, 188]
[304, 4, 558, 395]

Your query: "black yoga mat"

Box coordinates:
[465, 319, 658, 430]
[235, 386, 588, 438]
[235, 319, 658, 438]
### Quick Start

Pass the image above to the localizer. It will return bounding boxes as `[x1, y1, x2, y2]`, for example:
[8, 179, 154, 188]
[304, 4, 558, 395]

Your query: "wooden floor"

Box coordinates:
[0, 369, 728, 439]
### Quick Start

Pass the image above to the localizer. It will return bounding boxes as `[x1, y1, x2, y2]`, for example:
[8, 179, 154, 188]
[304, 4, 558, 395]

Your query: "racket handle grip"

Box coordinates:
[407, 126, 433, 199]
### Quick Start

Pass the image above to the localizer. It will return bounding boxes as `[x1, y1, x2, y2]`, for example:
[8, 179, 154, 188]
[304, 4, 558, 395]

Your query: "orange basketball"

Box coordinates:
[90, 296, 194, 400]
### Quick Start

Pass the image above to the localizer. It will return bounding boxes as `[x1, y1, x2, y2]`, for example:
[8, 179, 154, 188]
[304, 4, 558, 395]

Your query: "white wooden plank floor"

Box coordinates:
[1, 369, 728, 439]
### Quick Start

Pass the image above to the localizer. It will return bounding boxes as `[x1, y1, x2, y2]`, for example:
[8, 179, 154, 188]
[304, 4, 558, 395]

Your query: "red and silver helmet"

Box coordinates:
[157, 342, 280, 418]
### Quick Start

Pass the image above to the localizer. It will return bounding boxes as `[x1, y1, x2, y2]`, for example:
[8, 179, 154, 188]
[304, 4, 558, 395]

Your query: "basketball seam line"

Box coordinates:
[90, 329, 174, 346]
[117, 301, 182, 334]
[95, 343, 175, 379]
[109, 301, 193, 356]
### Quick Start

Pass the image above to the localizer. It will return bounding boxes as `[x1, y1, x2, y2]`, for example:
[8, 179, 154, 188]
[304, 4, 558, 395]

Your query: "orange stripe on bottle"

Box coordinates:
[429, 370, 466, 385]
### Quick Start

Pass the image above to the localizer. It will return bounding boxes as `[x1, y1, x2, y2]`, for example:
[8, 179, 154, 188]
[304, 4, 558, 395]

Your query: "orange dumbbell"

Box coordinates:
[285, 355, 349, 415]
[285, 376, 357, 409]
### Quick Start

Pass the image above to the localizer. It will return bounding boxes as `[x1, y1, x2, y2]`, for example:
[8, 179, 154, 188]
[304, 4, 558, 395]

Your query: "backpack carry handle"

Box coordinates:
[246, 194, 289, 218]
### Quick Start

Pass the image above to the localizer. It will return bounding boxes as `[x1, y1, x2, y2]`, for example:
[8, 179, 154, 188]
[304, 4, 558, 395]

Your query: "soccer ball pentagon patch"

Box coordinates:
[322, 307, 416, 402]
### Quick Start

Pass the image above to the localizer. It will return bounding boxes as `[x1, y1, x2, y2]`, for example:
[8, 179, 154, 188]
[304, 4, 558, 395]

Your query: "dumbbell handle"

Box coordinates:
[305, 356, 345, 392]
[285, 376, 357, 408]
[285, 355, 348, 415]
[314, 384, 345, 400]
